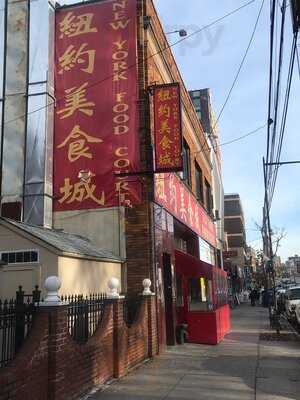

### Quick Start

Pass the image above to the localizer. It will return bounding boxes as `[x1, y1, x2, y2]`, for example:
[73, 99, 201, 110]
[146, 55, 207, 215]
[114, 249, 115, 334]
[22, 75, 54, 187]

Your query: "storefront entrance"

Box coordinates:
[163, 253, 176, 345]
[175, 249, 231, 345]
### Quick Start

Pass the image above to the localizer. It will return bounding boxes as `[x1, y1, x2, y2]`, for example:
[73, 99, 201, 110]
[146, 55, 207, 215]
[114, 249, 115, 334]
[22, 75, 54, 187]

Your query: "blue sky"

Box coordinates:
[153, 0, 300, 261]
[62, 0, 299, 261]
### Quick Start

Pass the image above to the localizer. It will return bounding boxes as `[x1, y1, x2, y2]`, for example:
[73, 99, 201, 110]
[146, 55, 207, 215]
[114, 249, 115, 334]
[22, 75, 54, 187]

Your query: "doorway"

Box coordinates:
[162, 253, 175, 345]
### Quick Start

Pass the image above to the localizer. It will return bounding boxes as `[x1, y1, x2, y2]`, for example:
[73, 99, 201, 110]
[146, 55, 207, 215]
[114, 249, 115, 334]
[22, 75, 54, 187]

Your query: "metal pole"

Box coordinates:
[263, 158, 276, 325]
[265, 160, 300, 165]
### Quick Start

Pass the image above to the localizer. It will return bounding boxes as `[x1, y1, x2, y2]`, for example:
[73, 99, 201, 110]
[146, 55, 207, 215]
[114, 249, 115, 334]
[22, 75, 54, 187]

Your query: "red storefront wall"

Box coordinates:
[175, 250, 231, 345]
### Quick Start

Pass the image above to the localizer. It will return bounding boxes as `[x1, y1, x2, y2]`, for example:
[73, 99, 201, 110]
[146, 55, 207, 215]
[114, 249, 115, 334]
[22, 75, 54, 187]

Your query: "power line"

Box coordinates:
[266, 0, 277, 170]
[214, 0, 265, 128]
[269, 33, 297, 205]
[296, 46, 300, 79]
[193, 123, 266, 156]
[218, 124, 267, 148]
[268, 0, 286, 188]
[2, 0, 256, 128]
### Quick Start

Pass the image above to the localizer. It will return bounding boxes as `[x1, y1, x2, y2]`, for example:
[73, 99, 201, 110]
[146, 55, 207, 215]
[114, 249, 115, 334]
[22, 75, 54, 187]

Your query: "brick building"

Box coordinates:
[0, 0, 229, 347]
[127, 0, 229, 346]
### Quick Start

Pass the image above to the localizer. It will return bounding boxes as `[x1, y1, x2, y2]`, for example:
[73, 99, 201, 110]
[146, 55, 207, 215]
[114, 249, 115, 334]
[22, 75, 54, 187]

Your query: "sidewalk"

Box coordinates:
[88, 305, 300, 400]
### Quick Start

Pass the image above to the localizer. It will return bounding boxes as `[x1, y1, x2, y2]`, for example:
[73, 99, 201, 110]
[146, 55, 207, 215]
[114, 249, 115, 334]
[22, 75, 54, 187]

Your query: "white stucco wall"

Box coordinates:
[53, 208, 125, 259]
[58, 256, 122, 295]
[0, 224, 122, 299]
[0, 224, 58, 299]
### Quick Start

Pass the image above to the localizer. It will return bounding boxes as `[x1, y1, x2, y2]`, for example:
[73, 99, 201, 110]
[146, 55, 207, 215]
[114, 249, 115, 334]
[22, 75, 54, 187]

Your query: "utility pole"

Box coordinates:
[263, 158, 276, 324]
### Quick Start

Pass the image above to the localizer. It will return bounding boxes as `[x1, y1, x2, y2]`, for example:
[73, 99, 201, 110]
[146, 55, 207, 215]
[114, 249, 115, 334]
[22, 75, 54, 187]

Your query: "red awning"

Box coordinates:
[175, 249, 227, 279]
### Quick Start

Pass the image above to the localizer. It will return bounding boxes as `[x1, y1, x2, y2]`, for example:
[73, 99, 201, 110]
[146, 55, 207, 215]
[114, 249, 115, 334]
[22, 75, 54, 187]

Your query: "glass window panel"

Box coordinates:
[30, 251, 38, 263]
[24, 194, 44, 226]
[1, 253, 8, 263]
[25, 94, 47, 184]
[16, 252, 24, 263]
[29, 0, 50, 83]
[28, 82, 47, 95]
[24, 252, 30, 263]
[189, 277, 211, 311]
[182, 139, 191, 185]
[8, 253, 16, 264]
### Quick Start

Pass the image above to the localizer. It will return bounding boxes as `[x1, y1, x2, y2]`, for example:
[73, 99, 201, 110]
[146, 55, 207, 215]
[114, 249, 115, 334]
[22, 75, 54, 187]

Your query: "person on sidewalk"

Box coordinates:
[249, 288, 258, 306]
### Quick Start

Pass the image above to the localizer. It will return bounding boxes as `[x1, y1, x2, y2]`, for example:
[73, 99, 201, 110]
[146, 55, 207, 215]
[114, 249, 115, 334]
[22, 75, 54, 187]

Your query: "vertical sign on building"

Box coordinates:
[153, 83, 182, 172]
[54, 0, 140, 211]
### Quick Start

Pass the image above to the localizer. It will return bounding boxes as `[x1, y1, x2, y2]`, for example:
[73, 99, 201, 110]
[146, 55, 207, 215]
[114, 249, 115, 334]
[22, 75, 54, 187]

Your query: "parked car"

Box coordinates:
[285, 286, 300, 319]
[295, 304, 300, 326]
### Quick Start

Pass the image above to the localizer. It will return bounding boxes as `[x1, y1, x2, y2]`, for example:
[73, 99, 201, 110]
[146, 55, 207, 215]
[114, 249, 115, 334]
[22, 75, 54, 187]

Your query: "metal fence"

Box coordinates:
[62, 294, 108, 344]
[123, 296, 143, 327]
[0, 286, 40, 368]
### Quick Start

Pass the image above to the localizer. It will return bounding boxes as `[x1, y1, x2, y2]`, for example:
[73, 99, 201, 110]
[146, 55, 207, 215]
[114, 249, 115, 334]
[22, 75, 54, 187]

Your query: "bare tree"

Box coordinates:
[254, 222, 287, 256]
[272, 228, 287, 256]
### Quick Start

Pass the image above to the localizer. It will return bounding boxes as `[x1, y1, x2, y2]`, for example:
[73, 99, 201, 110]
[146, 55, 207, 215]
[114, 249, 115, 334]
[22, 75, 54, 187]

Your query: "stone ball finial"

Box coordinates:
[107, 277, 120, 298]
[43, 276, 62, 305]
[142, 278, 152, 295]
[45, 276, 61, 293]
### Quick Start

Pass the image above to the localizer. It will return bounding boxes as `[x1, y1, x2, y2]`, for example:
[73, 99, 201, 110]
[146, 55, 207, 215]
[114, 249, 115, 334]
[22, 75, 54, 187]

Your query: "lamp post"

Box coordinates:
[165, 29, 187, 37]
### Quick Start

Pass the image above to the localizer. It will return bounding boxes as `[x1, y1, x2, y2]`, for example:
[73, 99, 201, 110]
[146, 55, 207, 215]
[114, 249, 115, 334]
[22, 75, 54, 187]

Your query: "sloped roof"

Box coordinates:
[0, 218, 121, 263]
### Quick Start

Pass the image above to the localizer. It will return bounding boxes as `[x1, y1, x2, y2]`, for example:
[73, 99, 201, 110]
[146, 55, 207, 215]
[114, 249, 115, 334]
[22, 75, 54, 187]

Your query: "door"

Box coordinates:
[163, 253, 175, 345]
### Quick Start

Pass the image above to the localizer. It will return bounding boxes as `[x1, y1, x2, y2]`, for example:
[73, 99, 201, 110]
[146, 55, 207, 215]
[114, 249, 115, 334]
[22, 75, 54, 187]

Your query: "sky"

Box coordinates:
[61, 0, 299, 261]
[152, 0, 300, 261]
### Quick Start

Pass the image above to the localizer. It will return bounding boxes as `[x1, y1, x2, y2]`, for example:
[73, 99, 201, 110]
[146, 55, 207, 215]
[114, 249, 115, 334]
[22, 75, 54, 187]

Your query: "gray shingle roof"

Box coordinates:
[1, 218, 121, 262]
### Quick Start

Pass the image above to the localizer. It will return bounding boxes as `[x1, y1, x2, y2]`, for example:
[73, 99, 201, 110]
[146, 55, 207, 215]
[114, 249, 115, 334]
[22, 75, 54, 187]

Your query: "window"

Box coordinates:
[195, 162, 204, 203]
[199, 237, 215, 266]
[188, 277, 213, 311]
[174, 237, 187, 253]
[182, 139, 191, 186]
[204, 179, 213, 214]
[0, 250, 39, 264]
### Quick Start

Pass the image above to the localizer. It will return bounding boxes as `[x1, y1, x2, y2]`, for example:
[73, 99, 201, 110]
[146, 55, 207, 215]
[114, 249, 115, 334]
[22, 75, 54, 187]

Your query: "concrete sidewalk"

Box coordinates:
[88, 305, 300, 400]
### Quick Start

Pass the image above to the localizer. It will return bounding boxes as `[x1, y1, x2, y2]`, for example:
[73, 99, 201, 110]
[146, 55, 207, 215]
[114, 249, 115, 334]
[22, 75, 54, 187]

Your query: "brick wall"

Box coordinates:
[0, 296, 158, 400]
[0, 311, 49, 400]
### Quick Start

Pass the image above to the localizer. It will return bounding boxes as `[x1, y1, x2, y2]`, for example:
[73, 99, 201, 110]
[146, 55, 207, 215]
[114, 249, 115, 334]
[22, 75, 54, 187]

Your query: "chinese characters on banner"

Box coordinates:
[153, 84, 183, 172]
[54, 0, 141, 211]
[155, 173, 216, 247]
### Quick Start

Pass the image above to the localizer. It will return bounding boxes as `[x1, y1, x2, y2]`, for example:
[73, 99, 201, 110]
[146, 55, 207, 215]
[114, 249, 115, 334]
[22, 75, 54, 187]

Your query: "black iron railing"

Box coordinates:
[0, 286, 40, 368]
[123, 296, 143, 327]
[62, 294, 107, 344]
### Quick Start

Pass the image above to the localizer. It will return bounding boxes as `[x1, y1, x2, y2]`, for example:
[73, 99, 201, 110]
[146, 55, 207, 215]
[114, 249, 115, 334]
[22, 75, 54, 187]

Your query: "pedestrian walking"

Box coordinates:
[249, 288, 258, 306]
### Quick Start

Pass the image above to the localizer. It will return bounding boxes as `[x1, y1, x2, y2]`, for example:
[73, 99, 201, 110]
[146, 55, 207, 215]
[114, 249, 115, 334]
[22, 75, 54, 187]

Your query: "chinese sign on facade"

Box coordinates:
[54, 0, 140, 211]
[155, 173, 216, 247]
[153, 83, 183, 172]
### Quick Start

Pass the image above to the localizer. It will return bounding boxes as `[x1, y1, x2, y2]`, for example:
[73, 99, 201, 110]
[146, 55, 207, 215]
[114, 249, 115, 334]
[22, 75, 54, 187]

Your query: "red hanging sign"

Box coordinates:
[155, 173, 216, 247]
[153, 83, 183, 172]
[54, 0, 140, 211]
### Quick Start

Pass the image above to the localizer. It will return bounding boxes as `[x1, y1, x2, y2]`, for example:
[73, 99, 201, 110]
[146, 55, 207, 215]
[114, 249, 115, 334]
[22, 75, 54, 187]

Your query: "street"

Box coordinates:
[89, 305, 300, 400]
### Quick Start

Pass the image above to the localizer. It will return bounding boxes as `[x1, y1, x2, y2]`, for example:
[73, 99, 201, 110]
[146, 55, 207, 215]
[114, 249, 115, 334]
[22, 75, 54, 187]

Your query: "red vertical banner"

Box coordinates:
[54, 0, 140, 211]
[153, 83, 183, 172]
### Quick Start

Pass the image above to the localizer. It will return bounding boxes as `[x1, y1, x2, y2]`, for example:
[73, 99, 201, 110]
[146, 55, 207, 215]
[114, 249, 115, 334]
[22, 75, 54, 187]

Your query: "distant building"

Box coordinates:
[286, 255, 300, 275]
[189, 89, 225, 267]
[224, 194, 247, 284]
[246, 246, 257, 273]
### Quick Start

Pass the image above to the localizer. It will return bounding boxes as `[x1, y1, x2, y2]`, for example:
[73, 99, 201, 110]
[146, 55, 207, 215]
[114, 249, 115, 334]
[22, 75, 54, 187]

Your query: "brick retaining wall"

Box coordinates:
[0, 296, 158, 400]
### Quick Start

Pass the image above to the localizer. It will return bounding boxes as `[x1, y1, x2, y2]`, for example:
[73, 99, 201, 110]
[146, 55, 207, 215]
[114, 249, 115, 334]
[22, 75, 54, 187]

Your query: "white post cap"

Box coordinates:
[142, 278, 154, 296]
[107, 277, 123, 299]
[41, 276, 65, 306]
